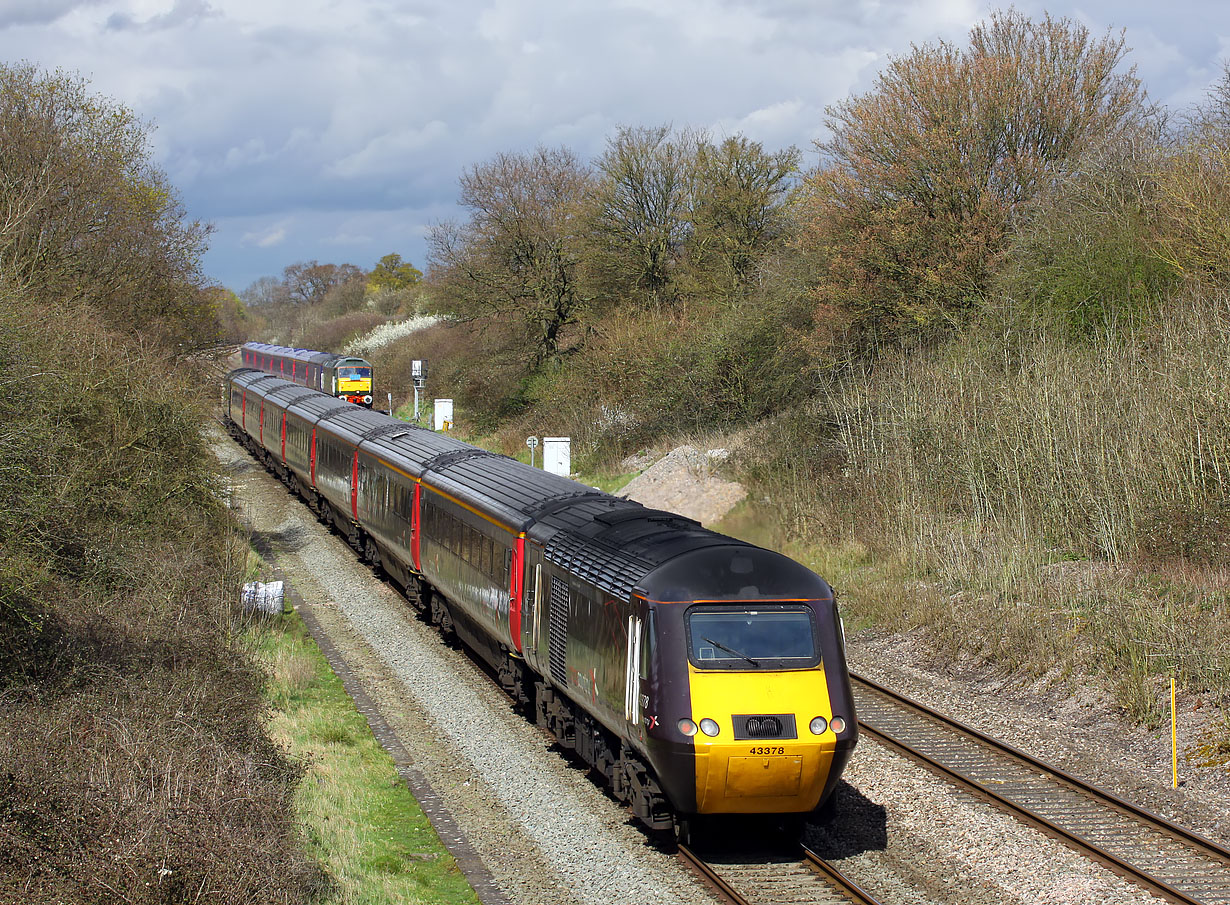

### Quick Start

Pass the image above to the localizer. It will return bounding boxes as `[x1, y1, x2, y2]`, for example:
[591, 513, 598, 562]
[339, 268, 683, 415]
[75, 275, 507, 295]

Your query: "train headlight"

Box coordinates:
[809, 716, 828, 735]
[677, 718, 698, 737]
[363, 395, 372, 405]
[699, 718, 720, 737]
[830, 716, 847, 734]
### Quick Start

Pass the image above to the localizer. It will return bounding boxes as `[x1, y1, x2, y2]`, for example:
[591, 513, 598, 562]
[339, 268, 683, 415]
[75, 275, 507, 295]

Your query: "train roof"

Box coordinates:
[284, 392, 353, 420]
[224, 369, 826, 603]
[363, 425, 475, 480]
[404, 439, 768, 600]
[422, 451, 587, 532]
[231, 369, 288, 392]
[314, 405, 395, 443]
[264, 383, 321, 408]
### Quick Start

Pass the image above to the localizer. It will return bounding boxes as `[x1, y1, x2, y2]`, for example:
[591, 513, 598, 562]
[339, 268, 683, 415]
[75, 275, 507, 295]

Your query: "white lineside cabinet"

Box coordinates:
[433, 398, 453, 431]
[543, 437, 571, 476]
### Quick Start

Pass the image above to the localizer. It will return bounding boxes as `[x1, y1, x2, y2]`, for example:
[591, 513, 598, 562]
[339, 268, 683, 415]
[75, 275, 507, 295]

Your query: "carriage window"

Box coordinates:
[480, 536, 493, 578]
[686, 607, 818, 671]
[640, 609, 655, 680]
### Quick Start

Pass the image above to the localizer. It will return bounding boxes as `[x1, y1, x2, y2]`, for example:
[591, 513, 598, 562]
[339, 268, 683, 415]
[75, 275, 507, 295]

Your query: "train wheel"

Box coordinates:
[430, 593, 456, 642]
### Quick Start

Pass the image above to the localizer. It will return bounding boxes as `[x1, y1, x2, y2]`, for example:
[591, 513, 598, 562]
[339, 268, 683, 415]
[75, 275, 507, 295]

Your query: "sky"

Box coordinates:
[2, 1, 1228, 294]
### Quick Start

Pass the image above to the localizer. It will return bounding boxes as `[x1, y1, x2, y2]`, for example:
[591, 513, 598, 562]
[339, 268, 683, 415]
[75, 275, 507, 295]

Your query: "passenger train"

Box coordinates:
[240, 341, 375, 407]
[224, 367, 857, 840]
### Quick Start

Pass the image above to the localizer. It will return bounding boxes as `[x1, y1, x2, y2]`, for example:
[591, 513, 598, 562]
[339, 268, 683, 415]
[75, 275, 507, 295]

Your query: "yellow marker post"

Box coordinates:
[1172, 676, 1178, 790]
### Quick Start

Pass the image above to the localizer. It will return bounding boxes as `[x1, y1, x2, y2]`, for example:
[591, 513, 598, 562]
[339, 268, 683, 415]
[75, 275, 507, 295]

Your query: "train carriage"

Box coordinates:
[353, 428, 474, 600]
[224, 370, 857, 840]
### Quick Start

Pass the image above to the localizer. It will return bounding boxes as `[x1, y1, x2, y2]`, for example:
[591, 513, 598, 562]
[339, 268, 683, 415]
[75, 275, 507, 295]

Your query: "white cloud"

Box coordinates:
[243, 221, 289, 248]
[323, 229, 373, 246]
[0, 0, 105, 27]
[326, 121, 451, 180]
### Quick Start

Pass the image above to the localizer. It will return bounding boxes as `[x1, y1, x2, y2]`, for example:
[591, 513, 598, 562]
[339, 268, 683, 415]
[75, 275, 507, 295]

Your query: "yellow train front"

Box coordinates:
[629, 545, 857, 834]
[332, 357, 374, 407]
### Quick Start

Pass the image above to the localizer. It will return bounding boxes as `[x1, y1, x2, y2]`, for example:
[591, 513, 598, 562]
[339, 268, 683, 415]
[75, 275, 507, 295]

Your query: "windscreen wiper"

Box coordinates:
[704, 637, 759, 666]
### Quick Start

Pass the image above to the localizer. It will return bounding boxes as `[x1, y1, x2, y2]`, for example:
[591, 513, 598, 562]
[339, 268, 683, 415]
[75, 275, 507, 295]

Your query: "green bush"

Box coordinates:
[997, 134, 1178, 337]
[732, 290, 1230, 716]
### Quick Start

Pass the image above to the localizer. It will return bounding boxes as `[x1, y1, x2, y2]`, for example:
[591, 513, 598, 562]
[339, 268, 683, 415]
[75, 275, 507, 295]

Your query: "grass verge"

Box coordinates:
[247, 610, 479, 905]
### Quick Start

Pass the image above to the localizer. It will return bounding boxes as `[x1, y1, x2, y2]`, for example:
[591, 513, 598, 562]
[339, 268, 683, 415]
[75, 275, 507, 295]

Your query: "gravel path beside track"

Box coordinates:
[215, 427, 1175, 904]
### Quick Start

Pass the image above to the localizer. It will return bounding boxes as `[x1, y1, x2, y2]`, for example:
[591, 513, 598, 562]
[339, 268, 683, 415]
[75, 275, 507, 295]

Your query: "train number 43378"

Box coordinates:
[749, 746, 785, 755]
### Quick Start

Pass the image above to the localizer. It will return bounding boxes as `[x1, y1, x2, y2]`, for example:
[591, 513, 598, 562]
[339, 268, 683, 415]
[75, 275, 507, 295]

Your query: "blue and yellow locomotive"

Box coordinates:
[224, 368, 857, 838]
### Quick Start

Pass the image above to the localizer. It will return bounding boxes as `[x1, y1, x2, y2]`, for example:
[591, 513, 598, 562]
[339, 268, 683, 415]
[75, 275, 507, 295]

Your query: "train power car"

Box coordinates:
[240, 341, 375, 407]
[224, 368, 858, 841]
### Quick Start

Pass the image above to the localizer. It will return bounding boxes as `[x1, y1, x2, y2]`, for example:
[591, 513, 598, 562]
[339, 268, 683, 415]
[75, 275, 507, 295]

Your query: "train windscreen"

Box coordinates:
[686, 606, 818, 670]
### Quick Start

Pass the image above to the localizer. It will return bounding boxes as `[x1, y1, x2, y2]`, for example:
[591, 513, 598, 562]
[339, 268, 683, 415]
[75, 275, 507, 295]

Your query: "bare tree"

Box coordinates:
[428, 146, 592, 367]
[239, 275, 285, 308]
[686, 136, 800, 299]
[587, 125, 699, 309]
[281, 260, 362, 307]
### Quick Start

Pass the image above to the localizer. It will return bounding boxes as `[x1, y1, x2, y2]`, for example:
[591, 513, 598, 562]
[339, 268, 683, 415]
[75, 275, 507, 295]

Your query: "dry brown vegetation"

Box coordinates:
[736, 289, 1230, 721]
[0, 64, 322, 902]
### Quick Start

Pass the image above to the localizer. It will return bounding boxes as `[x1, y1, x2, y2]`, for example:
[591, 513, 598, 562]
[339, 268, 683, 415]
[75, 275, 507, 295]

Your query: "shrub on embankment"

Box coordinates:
[729, 61, 1230, 726]
[0, 298, 324, 903]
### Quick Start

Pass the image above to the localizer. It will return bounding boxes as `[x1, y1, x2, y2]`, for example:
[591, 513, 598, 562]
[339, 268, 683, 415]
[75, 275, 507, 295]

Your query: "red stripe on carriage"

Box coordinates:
[411, 483, 422, 572]
[350, 449, 359, 519]
[509, 536, 525, 653]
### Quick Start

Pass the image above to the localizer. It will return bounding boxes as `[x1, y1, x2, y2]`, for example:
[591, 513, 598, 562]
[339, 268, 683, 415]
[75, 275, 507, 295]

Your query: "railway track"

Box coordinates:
[853, 673, 1230, 905]
[679, 841, 883, 905]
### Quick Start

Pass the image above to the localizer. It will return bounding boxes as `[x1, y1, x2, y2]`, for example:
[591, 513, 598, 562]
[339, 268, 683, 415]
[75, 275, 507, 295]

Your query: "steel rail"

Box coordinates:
[801, 845, 887, 905]
[677, 844, 751, 905]
[678, 842, 886, 905]
[852, 672, 1230, 905]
